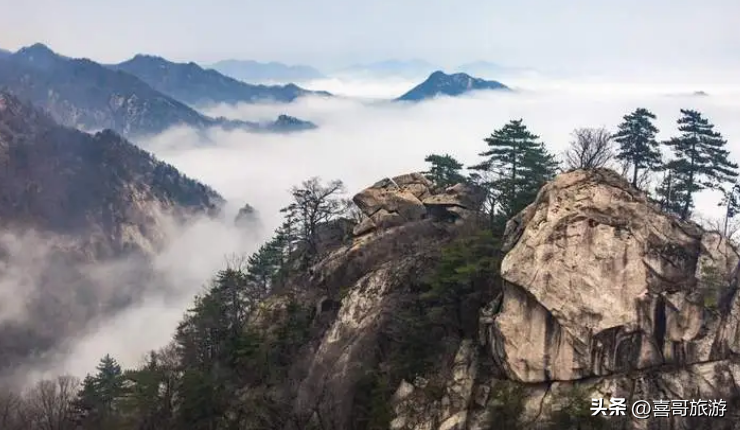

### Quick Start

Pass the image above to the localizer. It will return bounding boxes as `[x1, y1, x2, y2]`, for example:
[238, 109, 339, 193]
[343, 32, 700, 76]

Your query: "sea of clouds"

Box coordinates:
[13, 73, 740, 385]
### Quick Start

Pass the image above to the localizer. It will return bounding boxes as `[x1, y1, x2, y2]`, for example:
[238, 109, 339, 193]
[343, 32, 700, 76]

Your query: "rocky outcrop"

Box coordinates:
[487, 168, 740, 384]
[240, 168, 740, 430]
[387, 169, 740, 430]
[351, 173, 484, 236]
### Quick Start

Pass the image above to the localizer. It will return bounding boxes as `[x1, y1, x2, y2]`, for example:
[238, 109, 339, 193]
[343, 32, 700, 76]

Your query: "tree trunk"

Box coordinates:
[632, 165, 639, 189]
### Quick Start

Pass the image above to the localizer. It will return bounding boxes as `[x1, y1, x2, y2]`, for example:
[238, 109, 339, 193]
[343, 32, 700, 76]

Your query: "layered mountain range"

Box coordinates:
[0, 44, 318, 139]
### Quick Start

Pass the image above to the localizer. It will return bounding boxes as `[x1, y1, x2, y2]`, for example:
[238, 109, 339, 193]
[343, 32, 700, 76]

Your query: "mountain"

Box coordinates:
[209, 59, 325, 83]
[0, 44, 316, 138]
[395, 70, 510, 101]
[113, 54, 331, 106]
[0, 48, 10, 59]
[336, 59, 439, 79]
[38, 168, 740, 429]
[0, 92, 225, 372]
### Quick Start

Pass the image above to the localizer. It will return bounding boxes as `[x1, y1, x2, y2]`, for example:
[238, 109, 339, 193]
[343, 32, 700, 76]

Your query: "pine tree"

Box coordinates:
[469, 119, 559, 220]
[423, 153, 466, 188]
[74, 354, 125, 429]
[663, 109, 738, 220]
[655, 169, 688, 216]
[612, 108, 662, 188]
[720, 183, 740, 237]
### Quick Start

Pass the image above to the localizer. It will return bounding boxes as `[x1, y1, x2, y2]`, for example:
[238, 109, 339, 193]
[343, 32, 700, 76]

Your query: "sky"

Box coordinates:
[1, 0, 739, 79]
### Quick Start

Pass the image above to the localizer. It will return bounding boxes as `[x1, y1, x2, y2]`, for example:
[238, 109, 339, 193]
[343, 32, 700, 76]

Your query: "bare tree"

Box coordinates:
[22, 375, 80, 430]
[281, 178, 346, 261]
[696, 215, 740, 244]
[563, 127, 615, 171]
[0, 390, 23, 430]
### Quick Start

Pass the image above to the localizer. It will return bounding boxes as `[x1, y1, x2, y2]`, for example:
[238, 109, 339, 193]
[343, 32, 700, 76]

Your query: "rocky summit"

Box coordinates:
[241, 168, 740, 430]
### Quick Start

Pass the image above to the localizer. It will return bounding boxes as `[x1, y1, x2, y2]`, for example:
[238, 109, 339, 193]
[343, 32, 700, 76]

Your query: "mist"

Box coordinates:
[9, 75, 740, 386]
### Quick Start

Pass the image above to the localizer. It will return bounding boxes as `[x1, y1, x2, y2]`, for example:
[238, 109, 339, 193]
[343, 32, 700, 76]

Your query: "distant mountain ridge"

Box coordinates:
[396, 70, 510, 102]
[336, 59, 439, 79]
[0, 44, 317, 138]
[209, 59, 325, 83]
[113, 55, 330, 106]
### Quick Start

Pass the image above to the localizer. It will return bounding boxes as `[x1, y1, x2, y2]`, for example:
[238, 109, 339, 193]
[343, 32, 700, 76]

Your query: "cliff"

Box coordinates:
[238, 168, 740, 430]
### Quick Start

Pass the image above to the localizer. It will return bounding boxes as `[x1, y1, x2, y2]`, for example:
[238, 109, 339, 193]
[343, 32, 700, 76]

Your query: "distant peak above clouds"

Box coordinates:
[395, 70, 510, 102]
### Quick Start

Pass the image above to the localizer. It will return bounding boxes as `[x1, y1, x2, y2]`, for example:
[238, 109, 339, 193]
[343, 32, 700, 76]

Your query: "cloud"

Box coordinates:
[9, 75, 740, 386]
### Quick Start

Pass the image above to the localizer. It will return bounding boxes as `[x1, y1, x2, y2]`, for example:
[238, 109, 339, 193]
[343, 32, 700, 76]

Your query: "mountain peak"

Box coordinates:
[17, 43, 56, 55]
[395, 70, 510, 102]
[13, 43, 62, 67]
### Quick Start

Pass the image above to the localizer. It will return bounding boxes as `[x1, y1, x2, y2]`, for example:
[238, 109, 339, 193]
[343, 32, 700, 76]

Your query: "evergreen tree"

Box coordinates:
[655, 169, 688, 216]
[423, 153, 466, 188]
[245, 235, 285, 300]
[663, 109, 738, 220]
[612, 108, 662, 188]
[74, 354, 125, 429]
[720, 183, 740, 237]
[469, 119, 559, 220]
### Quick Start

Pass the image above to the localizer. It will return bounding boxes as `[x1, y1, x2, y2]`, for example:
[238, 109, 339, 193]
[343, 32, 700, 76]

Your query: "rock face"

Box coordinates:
[351, 173, 483, 236]
[388, 169, 740, 430]
[488, 168, 740, 383]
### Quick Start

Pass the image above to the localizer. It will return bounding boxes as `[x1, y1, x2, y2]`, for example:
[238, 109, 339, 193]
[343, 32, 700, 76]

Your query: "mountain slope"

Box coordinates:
[396, 70, 510, 102]
[209, 59, 325, 83]
[114, 55, 331, 106]
[0, 92, 225, 372]
[0, 44, 316, 138]
[0, 90, 223, 252]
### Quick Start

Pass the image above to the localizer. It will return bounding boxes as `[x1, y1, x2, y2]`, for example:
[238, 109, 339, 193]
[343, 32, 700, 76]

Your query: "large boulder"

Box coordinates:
[486, 168, 740, 383]
[351, 173, 484, 236]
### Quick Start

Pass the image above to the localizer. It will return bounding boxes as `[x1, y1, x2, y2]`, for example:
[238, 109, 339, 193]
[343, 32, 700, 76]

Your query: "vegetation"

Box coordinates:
[547, 387, 609, 430]
[563, 127, 615, 171]
[424, 153, 466, 188]
[469, 119, 559, 222]
[485, 380, 527, 430]
[612, 107, 661, 189]
[660, 109, 738, 220]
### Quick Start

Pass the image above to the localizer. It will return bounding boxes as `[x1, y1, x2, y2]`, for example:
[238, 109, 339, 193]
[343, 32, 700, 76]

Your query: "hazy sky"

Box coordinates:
[1, 0, 738, 76]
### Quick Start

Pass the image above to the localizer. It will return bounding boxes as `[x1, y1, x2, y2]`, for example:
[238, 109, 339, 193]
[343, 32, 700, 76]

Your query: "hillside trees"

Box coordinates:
[660, 109, 738, 220]
[470, 119, 559, 223]
[279, 177, 346, 264]
[612, 108, 662, 189]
